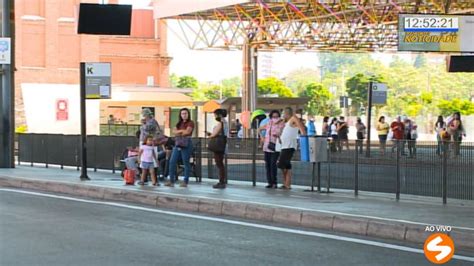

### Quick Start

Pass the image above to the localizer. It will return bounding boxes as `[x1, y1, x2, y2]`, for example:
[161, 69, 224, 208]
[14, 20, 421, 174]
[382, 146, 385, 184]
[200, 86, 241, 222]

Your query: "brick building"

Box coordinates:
[14, 0, 171, 127]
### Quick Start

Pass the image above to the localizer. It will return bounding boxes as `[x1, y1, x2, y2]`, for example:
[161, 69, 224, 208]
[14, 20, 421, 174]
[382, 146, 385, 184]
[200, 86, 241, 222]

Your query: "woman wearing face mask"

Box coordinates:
[207, 109, 229, 189]
[258, 110, 285, 188]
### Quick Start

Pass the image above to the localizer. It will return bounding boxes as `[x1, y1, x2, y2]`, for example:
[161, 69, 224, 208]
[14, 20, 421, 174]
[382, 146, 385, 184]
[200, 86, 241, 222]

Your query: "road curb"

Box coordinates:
[1, 176, 472, 251]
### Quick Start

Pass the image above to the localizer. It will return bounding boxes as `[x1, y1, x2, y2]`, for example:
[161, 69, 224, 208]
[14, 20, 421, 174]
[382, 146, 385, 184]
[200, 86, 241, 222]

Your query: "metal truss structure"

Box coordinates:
[166, 0, 474, 52]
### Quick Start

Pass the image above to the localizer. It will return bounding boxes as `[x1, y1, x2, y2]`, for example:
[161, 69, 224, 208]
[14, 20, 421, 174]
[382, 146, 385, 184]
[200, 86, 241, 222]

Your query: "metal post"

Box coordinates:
[30, 134, 34, 167]
[442, 141, 448, 204]
[0, 0, 15, 168]
[61, 135, 64, 169]
[396, 141, 401, 200]
[252, 138, 257, 186]
[224, 153, 228, 185]
[354, 144, 359, 196]
[44, 136, 48, 168]
[317, 162, 321, 192]
[310, 162, 315, 191]
[79, 63, 90, 180]
[111, 136, 115, 174]
[365, 81, 373, 157]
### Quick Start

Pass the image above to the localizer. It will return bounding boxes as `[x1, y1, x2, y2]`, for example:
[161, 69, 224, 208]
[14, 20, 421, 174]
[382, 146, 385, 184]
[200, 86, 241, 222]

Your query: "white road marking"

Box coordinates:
[1, 188, 473, 262]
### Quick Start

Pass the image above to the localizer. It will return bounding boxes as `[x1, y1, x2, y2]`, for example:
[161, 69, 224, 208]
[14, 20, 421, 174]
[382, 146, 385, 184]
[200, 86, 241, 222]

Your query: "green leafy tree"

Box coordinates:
[437, 98, 474, 116]
[301, 83, 340, 116]
[221, 77, 241, 97]
[319, 53, 370, 73]
[177, 76, 199, 89]
[170, 73, 180, 87]
[284, 68, 319, 96]
[345, 73, 384, 115]
[257, 77, 294, 97]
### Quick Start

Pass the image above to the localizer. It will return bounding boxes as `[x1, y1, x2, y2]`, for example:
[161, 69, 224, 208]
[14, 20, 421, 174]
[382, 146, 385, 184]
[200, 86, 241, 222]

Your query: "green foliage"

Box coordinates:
[177, 76, 199, 89]
[257, 77, 294, 97]
[190, 77, 240, 101]
[319, 53, 370, 73]
[301, 83, 340, 116]
[170, 73, 179, 88]
[284, 68, 319, 96]
[345, 73, 384, 108]
[437, 98, 474, 116]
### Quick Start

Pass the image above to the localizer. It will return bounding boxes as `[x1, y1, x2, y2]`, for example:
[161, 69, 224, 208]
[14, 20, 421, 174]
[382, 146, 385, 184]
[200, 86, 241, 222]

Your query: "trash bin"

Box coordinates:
[299, 136, 310, 162]
[309, 136, 328, 162]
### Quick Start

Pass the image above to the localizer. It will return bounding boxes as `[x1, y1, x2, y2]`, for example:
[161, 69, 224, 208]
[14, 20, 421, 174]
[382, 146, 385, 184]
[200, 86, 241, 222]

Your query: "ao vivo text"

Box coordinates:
[425, 225, 452, 232]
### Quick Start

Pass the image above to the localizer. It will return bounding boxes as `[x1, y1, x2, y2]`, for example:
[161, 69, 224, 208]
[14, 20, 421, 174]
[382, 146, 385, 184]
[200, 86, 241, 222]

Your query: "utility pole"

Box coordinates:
[0, 0, 15, 168]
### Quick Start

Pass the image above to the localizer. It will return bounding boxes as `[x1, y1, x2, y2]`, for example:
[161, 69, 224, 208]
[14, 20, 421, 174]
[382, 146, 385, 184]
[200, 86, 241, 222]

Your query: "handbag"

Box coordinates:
[267, 122, 276, 151]
[208, 122, 227, 153]
[175, 136, 189, 148]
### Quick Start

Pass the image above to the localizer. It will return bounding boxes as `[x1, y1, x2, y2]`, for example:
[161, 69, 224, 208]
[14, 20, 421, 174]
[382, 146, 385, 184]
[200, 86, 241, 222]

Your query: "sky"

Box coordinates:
[122, 0, 415, 83]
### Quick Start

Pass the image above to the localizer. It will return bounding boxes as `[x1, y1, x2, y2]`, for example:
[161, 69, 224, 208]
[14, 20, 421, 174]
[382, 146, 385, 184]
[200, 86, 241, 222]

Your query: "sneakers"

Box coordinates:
[137, 181, 145, 186]
[213, 183, 226, 189]
[164, 182, 175, 187]
[179, 182, 188, 188]
[152, 183, 161, 187]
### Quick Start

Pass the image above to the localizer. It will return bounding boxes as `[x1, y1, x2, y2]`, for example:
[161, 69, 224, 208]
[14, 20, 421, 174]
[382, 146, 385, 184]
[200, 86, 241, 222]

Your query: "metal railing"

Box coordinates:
[100, 124, 141, 136]
[16, 133, 473, 202]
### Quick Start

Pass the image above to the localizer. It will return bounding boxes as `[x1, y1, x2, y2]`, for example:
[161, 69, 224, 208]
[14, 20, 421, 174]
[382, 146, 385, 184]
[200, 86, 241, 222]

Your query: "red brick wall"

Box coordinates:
[14, 0, 170, 125]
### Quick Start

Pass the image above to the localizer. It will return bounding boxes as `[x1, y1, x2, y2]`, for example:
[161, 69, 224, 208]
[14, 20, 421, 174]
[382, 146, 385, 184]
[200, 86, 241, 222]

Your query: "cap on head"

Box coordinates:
[142, 108, 153, 117]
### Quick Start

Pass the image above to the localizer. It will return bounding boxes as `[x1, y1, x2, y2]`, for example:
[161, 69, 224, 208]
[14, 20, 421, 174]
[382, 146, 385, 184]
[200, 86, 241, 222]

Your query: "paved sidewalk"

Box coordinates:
[1, 166, 473, 251]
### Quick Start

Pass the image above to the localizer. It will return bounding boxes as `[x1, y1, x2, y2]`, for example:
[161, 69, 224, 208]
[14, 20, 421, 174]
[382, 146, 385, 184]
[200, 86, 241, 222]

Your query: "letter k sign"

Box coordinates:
[87, 67, 94, 75]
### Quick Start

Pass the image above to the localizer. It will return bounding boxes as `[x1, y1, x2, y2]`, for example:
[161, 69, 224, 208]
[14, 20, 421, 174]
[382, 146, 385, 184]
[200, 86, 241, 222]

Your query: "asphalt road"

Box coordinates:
[0, 190, 472, 266]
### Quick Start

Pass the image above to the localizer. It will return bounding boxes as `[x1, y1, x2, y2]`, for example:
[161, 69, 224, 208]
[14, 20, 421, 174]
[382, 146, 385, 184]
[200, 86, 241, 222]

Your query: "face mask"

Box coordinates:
[215, 117, 221, 122]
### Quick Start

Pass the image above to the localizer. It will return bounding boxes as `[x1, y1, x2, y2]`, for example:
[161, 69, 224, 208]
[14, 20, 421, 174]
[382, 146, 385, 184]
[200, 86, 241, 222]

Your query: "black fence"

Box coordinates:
[16, 133, 473, 202]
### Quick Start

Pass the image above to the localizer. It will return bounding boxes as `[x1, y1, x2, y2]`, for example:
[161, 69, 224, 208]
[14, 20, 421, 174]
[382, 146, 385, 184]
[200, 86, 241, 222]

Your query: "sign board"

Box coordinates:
[83, 62, 111, 99]
[56, 99, 69, 121]
[371, 83, 387, 105]
[0, 38, 11, 64]
[398, 14, 474, 52]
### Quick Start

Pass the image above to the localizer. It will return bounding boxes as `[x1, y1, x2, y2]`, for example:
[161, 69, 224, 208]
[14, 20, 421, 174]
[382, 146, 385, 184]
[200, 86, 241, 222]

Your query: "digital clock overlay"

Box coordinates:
[398, 14, 474, 52]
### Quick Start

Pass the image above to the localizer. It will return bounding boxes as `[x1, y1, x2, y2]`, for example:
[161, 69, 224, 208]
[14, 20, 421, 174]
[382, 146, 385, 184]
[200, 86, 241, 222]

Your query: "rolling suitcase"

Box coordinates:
[124, 169, 136, 185]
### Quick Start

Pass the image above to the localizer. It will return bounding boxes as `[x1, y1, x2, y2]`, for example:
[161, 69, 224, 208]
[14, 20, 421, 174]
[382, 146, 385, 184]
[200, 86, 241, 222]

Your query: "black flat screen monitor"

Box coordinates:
[78, 3, 132, 35]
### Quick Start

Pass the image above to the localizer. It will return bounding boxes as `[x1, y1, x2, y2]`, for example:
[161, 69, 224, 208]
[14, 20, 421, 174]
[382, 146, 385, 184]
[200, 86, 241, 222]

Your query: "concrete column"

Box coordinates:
[242, 43, 257, 137]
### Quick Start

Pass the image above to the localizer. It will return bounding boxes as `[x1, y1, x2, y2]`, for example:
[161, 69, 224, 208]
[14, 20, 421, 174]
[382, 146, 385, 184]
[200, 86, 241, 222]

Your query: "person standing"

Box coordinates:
[376, 116, 389, 155]
[137, 136, 159, 186]
[139, 108, 162, 144]
[409, 124, 418, 158]
[329, 117, 339, 152]
[277, 107, 307, 190]
[259, 110, 285, 189]
[321, 116, 330, 137]
[235, 119, 242, 134]
[355, 117, 366, 154]
[337, 116, 349, 151]
[208, 109, 229, 189]
[448, 112, 465, 157]
[402, 118, 413, 156]
[165, 108, 195, 187]
[390, 116, 405, 155]
[435, 116, 446, 156]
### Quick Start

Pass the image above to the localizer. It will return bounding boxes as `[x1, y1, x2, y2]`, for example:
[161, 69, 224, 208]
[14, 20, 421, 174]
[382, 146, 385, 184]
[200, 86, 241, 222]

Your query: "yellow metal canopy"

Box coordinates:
[158, 0, 474, 52]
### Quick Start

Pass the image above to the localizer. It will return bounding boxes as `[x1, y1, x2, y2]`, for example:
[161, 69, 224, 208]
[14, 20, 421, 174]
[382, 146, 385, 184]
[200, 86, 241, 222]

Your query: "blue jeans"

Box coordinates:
[168, 142, 192, 184]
